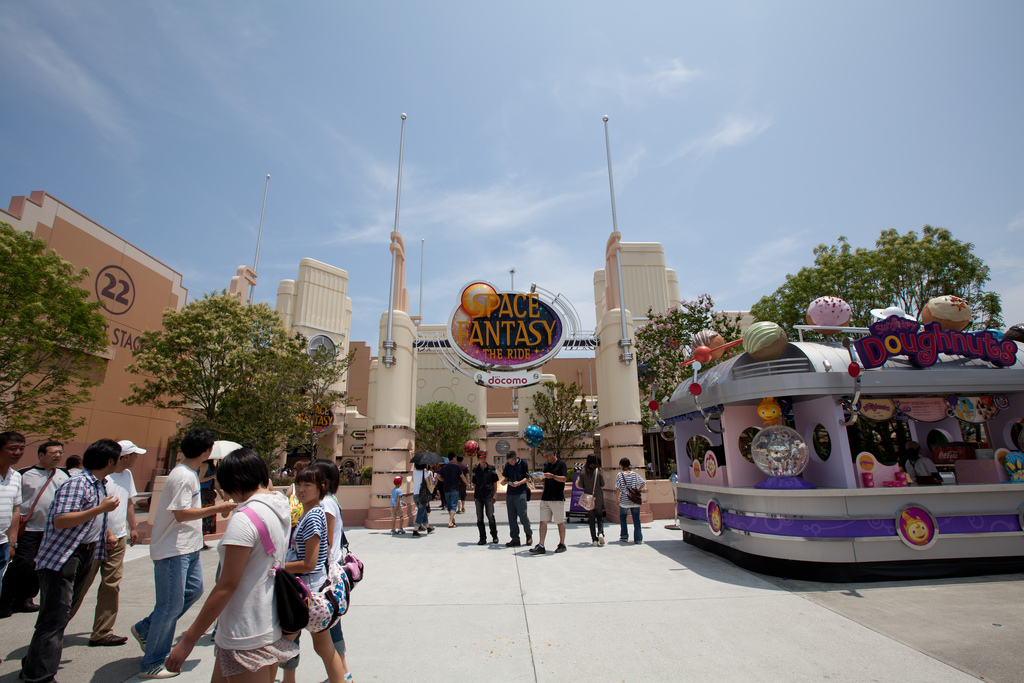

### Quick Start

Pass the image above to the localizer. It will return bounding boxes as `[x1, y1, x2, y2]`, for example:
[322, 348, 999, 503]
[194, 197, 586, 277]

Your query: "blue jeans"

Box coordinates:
[135, 550, 204, 671]
[415, 500, 429, 526]
[0, 542, 8, 584]
[506, 493, 532, 542]
[620, 507, 642, 542]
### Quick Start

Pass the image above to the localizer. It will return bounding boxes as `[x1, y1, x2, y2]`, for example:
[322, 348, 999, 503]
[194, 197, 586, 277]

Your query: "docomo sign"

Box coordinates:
[853, 315, 1018, 369]
[474, 370, 542, 388]
[448, 281, 565, 372]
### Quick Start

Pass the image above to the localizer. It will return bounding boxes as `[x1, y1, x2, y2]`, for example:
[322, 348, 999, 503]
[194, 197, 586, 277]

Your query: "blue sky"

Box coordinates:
[1, 2, 1021, 349]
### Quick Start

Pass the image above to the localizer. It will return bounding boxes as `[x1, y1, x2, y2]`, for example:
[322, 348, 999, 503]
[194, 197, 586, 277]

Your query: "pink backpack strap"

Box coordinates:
[241, 505, 277, 555]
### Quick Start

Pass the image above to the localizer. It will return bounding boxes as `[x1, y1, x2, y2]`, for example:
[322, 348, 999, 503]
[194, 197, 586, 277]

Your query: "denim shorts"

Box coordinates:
[445, 490, 459, 511]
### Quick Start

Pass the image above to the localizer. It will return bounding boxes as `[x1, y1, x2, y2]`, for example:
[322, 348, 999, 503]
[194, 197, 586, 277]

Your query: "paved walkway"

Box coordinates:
[1, 502, 1020, 682]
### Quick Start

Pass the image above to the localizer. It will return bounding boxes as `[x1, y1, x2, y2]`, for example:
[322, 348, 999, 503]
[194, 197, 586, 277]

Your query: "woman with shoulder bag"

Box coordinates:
[280, 466, 347, 683]
[580, 454, 606, 546]
[165, 448, 299, 681]
[615, 458, 646, 544]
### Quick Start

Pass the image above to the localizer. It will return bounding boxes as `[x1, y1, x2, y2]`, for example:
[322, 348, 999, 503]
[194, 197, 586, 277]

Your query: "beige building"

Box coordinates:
[2, 191, 187, 489]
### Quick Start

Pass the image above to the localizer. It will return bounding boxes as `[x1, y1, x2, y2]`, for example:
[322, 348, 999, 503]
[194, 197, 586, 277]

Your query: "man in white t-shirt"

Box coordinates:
[0, 432, 25, 593]
[0, 439, 67, 618]
[70, 439, 144, 646]
[132, 428, 236, 679]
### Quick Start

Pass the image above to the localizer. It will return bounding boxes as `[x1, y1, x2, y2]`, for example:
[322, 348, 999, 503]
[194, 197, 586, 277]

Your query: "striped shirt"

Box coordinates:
[0, 467, 22, 544]
[289, 505, 329, 586]
[615, 470, 645, 509]
[35, 469, 108, 571]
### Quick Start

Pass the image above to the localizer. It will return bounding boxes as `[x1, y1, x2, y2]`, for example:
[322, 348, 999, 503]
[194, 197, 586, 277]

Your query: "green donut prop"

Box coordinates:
[743, 321, 788, 362]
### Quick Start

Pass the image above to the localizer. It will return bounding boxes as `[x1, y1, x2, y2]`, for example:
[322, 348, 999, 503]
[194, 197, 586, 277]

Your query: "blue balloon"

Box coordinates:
[524, 425, 544, 447]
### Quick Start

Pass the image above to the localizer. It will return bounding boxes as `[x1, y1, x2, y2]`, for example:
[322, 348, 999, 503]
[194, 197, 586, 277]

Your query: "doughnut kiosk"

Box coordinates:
[662, 298, 1024, 581]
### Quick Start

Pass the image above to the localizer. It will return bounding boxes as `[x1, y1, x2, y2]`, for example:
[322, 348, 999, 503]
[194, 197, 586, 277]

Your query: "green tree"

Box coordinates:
[415, 400, 480, 458]
[0, 222, 108, 438]
[750, 227, 1002, 337]
[634, 295, 742, 416]
[124, 292, 351, 462]
[526, 381, 596, 461]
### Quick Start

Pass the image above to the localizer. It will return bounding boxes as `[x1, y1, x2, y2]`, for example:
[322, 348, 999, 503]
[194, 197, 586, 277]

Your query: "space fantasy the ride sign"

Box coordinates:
[447, 281, 565, 387]
[852, 315, 1018, 369]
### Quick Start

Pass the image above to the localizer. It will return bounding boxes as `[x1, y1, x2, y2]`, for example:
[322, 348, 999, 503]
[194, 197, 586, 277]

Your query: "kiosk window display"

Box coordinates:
[661, 296, 1024, 581]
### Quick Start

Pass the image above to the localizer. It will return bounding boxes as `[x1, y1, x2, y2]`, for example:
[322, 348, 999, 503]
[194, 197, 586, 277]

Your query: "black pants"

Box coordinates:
[21, 543, 97, 683]
[0, 530, 44, 608]
[475, 497, 498, 540]
[587, 507, 605, 541]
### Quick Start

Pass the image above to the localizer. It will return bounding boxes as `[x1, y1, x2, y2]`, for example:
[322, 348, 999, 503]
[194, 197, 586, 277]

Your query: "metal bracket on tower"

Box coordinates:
[618, 337, 633, 365]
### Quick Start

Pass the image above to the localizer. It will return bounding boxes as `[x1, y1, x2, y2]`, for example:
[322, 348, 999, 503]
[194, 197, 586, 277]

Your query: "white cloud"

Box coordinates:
[1008, 211, 1024, 231]
[670, 114, 772, 162]
[0, 13, 133, 145]
[583, 58, 701, 104]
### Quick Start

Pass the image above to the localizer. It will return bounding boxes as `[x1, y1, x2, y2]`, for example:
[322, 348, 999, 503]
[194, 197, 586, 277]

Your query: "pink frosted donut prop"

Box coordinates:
[805, 296, 852, 333]
[921, 295, 972, 332]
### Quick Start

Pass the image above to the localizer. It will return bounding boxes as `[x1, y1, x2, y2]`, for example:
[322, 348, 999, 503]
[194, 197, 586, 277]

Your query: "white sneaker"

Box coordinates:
[598, 535, 606, 546]
[139, 666, 179, 679]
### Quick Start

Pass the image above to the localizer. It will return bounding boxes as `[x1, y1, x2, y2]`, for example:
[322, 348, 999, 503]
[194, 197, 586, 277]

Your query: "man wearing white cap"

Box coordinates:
[69, 439, 142, 646]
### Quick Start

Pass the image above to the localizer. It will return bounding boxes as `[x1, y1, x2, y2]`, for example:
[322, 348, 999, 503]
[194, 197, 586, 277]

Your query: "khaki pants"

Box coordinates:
[70, 535, 127, 640]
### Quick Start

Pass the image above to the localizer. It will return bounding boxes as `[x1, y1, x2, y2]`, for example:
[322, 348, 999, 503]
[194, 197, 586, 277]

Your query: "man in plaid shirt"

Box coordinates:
[20, 439, 120, 683]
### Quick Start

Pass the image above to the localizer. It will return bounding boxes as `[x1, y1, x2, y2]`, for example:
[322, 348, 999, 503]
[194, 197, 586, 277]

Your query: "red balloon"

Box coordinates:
[648, 400, 660, 411]
[693, 345, 713, 364]
[689, 383, 703, 396]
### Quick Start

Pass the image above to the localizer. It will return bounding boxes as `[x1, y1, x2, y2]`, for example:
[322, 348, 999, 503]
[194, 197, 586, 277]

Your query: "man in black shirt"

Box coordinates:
[471, 453, 500, 545]
[529, 447, 568, 555]
[437, 457, 465, 528]
[501, 451, 533, 548]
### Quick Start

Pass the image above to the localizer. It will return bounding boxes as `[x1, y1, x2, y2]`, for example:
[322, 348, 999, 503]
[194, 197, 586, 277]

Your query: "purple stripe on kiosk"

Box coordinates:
[678, 502, 1023, 539]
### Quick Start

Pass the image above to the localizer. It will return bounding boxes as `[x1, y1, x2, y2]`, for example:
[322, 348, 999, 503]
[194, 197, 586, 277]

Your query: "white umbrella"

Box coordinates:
[208, 440, 243, 461]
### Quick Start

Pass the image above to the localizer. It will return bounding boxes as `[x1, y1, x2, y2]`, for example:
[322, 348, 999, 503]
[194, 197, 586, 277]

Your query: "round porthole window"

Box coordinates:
[738, 427, 760, 463]
[812, 424, 832, 461]
[686, 435, 712, 462]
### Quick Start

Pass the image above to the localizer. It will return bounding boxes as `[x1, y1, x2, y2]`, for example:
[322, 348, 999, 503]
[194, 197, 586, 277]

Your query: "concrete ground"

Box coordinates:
[1, 500, 1019, 683]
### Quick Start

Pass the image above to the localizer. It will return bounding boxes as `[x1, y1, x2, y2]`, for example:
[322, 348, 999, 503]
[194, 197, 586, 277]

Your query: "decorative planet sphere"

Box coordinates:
[750, 425, 810, 478]
[693, 330, 726, 360]
[1005, 324, 1024, 344]
[693, 345, 713, 364]
[463, 440, 480, 456]
[523, 425, 544, 447]
[648, 400, 660, 411]
[461, 282, 499, 318]
[689, 383, 702, 396]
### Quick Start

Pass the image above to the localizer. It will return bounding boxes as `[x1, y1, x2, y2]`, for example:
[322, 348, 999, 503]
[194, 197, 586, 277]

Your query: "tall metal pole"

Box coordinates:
[248, 173, 271, 304]
[509, 267, 515, 291]
[383, 114, 407, 368]
[418, 238, 425, 322]
[603, 116, 632, 365]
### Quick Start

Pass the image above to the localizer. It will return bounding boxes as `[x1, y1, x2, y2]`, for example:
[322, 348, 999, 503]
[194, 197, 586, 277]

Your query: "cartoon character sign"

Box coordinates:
[692, 458, 702, 480]
[1003, 452, 1024, 483]
[707, 499, 723, 536]
[895, 505, 938, 550]
[757, 397, 784, 426]
[704, 451, 718, 479]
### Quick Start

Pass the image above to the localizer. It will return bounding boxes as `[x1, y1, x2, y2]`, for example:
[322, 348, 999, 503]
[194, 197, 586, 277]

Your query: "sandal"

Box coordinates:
[448, 522, 457, 528]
